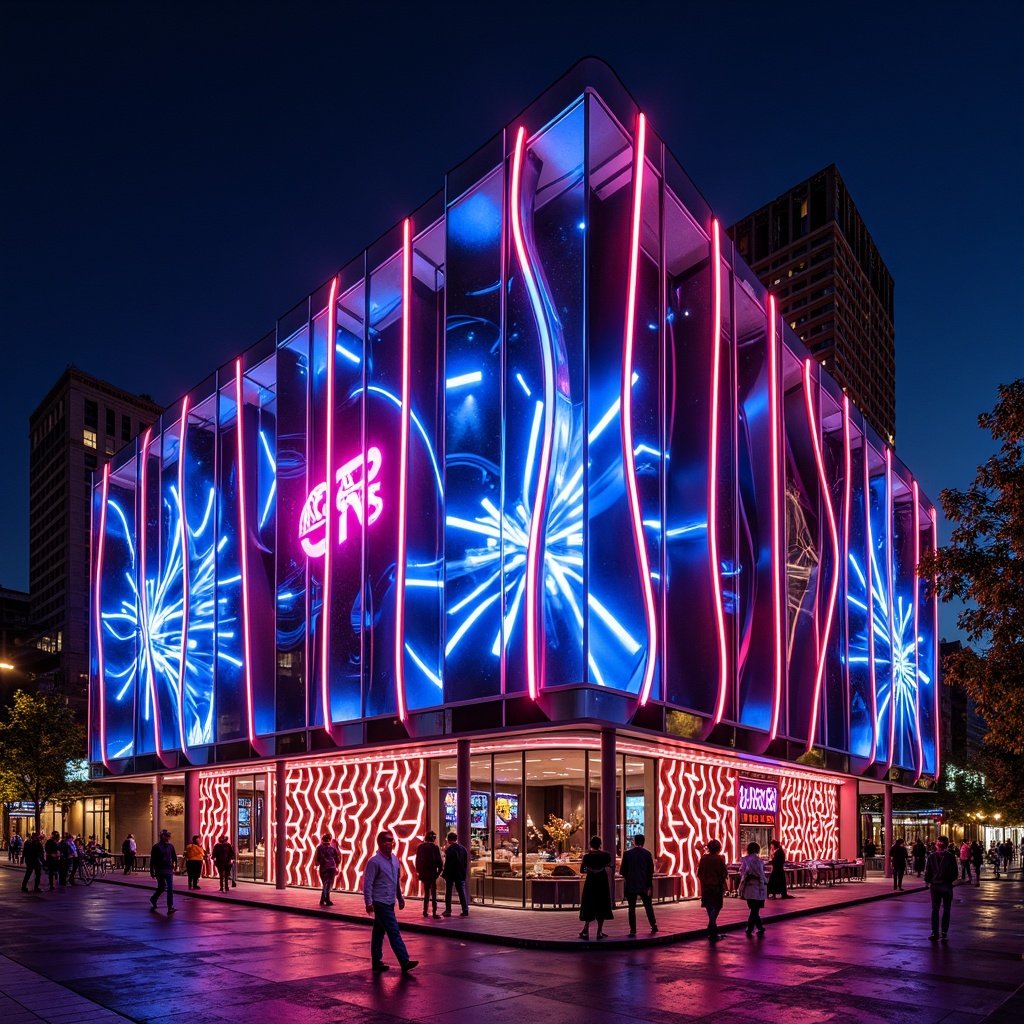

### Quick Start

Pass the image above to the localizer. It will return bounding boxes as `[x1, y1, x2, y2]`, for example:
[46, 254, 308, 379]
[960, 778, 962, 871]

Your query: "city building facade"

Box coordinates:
[727, 165, 896, 444]
[87, 62, 938, 902]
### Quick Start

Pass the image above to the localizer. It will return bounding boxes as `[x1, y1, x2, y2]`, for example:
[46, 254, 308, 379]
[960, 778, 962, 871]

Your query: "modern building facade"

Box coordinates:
[726, 165, 896, 444]
[30, 367, 161, 703]
[88, 61, 938, 902]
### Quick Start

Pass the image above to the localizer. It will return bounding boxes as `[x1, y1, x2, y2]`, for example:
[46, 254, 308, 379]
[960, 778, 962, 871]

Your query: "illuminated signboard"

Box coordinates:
[737, 779, 778, 827]
[299, 446, 384, 557]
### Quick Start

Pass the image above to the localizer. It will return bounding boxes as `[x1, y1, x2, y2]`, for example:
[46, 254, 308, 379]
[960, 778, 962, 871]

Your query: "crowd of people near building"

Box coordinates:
[7, 831, 104, 891]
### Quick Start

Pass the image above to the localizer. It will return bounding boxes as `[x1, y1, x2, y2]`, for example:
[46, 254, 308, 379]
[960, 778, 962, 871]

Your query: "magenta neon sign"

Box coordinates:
[299, 446, 384, 558]
[737, 779, 778, 826]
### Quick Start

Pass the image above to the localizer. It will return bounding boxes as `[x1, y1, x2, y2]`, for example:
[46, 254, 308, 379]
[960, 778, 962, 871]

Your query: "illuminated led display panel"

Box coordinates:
[89, 63, 936, 781]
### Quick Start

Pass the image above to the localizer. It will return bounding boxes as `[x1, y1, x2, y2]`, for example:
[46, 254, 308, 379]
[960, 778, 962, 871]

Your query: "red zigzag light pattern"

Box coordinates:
[198, 774, 231, 864]
[779, 776, 838, 861]
[658, 758, 737, 898]
[284, 756, 426, 894]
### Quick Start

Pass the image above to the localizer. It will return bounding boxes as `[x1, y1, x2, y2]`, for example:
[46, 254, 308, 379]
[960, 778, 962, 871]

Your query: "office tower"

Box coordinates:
[29, 367, 161, 703]
[727, 165, 896, 443]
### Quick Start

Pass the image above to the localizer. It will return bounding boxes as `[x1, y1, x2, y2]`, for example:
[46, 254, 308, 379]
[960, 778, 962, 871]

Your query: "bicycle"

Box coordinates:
[78, 852, 106, 886]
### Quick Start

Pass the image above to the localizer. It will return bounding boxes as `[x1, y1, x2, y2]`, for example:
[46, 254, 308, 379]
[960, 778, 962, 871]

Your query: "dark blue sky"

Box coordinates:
[3, 2, 1022, 642]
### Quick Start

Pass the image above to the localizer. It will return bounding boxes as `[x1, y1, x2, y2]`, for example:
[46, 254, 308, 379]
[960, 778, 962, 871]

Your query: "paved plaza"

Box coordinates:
[1, 864, 1021, 1023]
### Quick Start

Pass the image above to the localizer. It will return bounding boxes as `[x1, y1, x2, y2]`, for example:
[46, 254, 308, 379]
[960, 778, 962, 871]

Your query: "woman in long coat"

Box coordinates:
[738, 842, 769, 935]
[696, 839, 728, 940]
[766, 840, 791, 899]
[578, 835, 613, 940]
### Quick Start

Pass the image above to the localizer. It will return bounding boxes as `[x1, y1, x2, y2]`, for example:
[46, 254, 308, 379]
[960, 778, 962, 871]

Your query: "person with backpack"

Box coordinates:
[315, 832, 340, 906]
[211, 835, 235, 893]
[925, 836, 959, 941]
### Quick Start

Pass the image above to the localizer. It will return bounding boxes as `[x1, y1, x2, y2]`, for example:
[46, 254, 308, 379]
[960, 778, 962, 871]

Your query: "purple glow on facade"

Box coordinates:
[235, 358, 256, 747]
[321, 275, 339, 735]
[138, 427, 162, 759]
[394, 217, 413, 723]
[95, 463, 110, 769]
[177, 395, 191, 755]
[768, 295, 784, 740]
[884, 447, 896, 773]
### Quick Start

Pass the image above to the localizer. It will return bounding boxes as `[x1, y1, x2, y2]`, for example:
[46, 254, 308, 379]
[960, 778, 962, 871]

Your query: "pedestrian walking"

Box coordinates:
[958, 840, 972, 883]
[696, 839, 728, 941]
[414, 830, 443, 919]
[738, 842, 769, 936]
[890, 838, 909, 890]
[925, 835, 959, 941]
[122, 833, 136, 874]
[441, 831, 469, 916]
[184, 835, 206, 889]
[619, 832, 657, 936]
[970, 841, 983, 885]
[212, 835, 234, 892]
[578, 835, 614, 941]
[766, 840, 793, 899]
[911, 838, 927, 877]
[9, 833, 23, 864]
[149, 829, 178, 913]
[315, 833, 339, 906]
[21, 832, 43, 892]
[44, 831, 61, 890]
[362, 831, 417, 973]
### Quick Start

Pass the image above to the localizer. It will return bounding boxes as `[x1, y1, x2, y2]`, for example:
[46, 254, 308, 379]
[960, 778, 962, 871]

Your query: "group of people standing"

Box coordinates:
[18, 831, 98, 891]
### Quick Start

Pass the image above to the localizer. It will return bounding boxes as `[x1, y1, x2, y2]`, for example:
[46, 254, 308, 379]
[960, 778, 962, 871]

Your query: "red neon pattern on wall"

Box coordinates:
[778, 775, 839, 861]
[138, 428, 162, 758]
[802, 359, 840, 751]
[95, 464, 110, 768]
[912, 481, 924, 783]
[393, 219, 412, 722]
[235, 359, 256, 747]
[198, 773, 231, 861]
[621, 113, 658, 706]
[768, 295, 784, 739]
[658, 756, 737, 897]
[709, 220, 729, 724]
[321, 276, 340, 734]
[284, 755, 427, 894]
[884, 448, 896, 773]
[177, 395, 191, 756]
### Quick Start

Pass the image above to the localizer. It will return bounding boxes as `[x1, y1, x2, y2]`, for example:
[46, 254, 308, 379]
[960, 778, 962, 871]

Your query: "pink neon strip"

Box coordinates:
[802, 360, 840, 753]
[511, 124, 554, 701]
[235, 360, 256, 747]
[95, 464, 110, 768]
[177, 396, 191, 756]
[841, 397, 852, 746]
[930, 506, 940, 779]
[393, 219, 412, 723]
[865, 446, 878, 765]
[621, 113, 658, 707]
[884, 448, 897, 773]
[709, 220, 729, 724]
[321, 276, 339, 733]
[768, 295, 784, 740]
[912, 481, 924, 782]
[138, 429, 162, 758]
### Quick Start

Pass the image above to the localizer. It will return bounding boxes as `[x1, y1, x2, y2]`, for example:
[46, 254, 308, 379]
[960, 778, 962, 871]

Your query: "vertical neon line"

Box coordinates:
[802, 360, 839, 753]
[912, 480, 923, 782]
[884, 448, 897, 773]
[393, 219, 412, 722]
[709, 219, 729, 724]
[865, 446, 877, 765]
[621, 113, 658, 707]
[235, 359, 256, 747]
[768, 295, 784, 740]
[138, 428, 161, 758]
[841, 397, 852, 749]
[177, 396, 191, 756]
[321, 276, 339, 734]
[95, 463, 110, 769]
[511, 124, 554, 700]
[930, 506, 940, 779]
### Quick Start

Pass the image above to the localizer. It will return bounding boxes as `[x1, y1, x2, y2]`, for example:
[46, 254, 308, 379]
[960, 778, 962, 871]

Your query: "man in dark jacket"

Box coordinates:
[415, 830, 444, 918]
[21, 832, 44, 892]
[619, 833, 658, 936]
[44, 831, 61, 890]
[149, 829, 178, 913]
[924, 836, 959, 941]
[441, 832, 469, 916]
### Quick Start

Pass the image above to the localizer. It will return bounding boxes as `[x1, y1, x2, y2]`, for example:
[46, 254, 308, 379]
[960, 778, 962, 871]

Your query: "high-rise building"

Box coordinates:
[28, 367, 161, 703]
[726, 165, 896, 443]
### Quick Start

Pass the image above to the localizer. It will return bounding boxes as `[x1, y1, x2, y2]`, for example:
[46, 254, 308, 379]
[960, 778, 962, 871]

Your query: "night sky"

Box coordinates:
[3, 2, 1022, 643]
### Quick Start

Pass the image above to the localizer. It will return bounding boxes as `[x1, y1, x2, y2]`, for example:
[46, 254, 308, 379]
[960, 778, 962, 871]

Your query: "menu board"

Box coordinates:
[625, 793, 645, 841]
[737, 779, 778, 827]
[442, 789, 518, 832]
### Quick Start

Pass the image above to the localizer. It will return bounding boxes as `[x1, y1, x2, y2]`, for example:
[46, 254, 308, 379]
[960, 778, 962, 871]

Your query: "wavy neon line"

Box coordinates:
[321, 276, 340, 735]
[235, 359, 256, 747]
[95, 464, 110, 768]
[768, 295, 784, 740]
[394, 219, 412, 722]
[177, 395, 191, 757]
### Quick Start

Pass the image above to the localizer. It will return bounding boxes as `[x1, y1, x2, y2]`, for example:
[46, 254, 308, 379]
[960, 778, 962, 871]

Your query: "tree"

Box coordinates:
[0, 689, 87, 835]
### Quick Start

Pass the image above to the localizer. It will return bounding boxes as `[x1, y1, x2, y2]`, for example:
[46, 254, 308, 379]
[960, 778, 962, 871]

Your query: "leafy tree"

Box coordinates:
[919, 379, 1024, 758]
[0, 689, 87, 834]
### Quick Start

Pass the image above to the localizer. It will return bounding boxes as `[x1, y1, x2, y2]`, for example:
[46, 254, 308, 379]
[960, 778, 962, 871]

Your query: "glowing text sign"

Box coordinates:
[299, 446, 384, 558]
[737, 779, 778, 827]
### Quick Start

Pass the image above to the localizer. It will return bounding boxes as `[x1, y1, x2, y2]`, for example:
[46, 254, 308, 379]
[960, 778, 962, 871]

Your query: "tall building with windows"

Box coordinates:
[29, 367, 161, 703]
[726, 165, 896, 443]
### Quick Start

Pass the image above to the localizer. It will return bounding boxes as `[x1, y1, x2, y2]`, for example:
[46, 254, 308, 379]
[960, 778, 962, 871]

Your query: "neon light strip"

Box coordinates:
[511, 124, 554, 700]
[235, 359, 256, 747]
[138, 428, 162, 758]
[177, 395, 191, 757]
[802, 360, 840, 752]
[865, 445, 877, 765]
[445, 371, 482, 389]
[884, 448, 896, 772]
[768, 295, 784, 740]
[841, 396, 852, 751]
[393, 219, 412, 723]
[930, 505, 940, 779]
[619, 113, 658, 706]
[321, 276, 339, 735]
[912, 480, 923, 782]
[709, 220, 729, 724]
[95, 464, 110, 768]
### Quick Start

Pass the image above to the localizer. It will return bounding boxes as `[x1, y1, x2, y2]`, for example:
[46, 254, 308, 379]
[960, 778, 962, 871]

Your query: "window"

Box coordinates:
[106, 409, 115, 435]
[84, 400, 98, 428]
[83, 429, 97, 449]
[121, 415, 131, 442]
